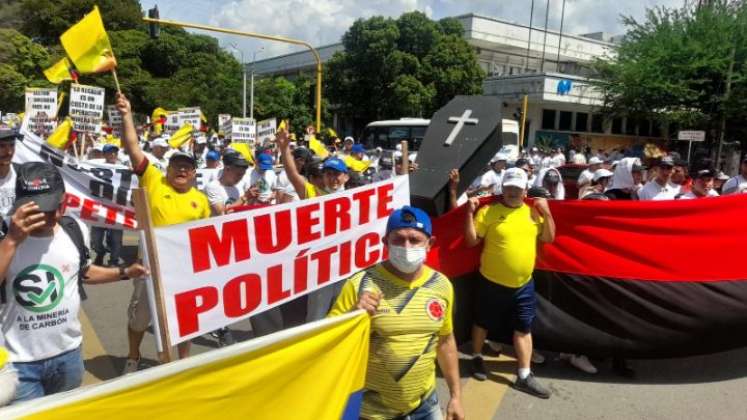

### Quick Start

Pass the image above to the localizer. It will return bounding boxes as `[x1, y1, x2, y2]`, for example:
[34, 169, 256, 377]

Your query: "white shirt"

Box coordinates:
[578, 169, 594, 186]
[203, 171, 246, 213]
[0, 166, 16, 219]
[550, 153, 566, 168]
[638, 180, 681, 200]
[722, 175, 747, 195]
[1, 220, 89, 362]
[276, 170, 300, 202]
[678, 190, 719, 199]
[144, 152, 169, 172]
[246, 168, 278, 204]
[572, 153, 587, 165]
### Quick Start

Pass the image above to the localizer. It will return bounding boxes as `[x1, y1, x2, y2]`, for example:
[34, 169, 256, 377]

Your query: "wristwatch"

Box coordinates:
[118, 265, 130, 280]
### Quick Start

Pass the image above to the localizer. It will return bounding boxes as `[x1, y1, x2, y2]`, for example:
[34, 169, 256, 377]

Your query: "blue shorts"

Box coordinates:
[474, 275, 536, 334]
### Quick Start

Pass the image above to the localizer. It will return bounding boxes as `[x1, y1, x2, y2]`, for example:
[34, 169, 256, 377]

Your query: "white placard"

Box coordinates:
[218, 114, 231, 133]
[164, 113, 181, 133]
[230, 117, 256, 143]
[107, 105, 122, 137]
[677, 130, 705, 142]
[178, 107, 202, 131]
[25, 87, 58, 135]
[256, 118, 277, 144]
[69, 83, 105, 133]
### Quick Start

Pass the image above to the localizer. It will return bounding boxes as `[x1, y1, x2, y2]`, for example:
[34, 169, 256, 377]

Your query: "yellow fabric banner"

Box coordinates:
[59, 6, 117, 74]
[168, 123, 193, 149]
[309, 135, 330, 159]
[43, 57, 75, 84]
[343, 155, 371, 173]
[1, 312, 370, 420]
[46, 117, 72, 149]
[228, 142, 256, 166]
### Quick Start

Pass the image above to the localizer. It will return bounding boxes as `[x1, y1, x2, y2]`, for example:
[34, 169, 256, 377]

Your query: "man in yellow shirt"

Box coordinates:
[329, 206, 464, 420]
[464, 167, 555, 399]
[115, 93, 210, 374]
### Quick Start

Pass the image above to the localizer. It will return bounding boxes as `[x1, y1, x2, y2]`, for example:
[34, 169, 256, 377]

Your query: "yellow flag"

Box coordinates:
[168, 123, 194, 149]
[105, 134, 122, 147]
[343, 155, 371, 173]
[151, 107, 169, 135]
[229, 143, 256, 166]
[308, 135, 329, 159]
[43, 57, 76, 84]
[46, 118, 73, 150]
[59, 6, 117, 74]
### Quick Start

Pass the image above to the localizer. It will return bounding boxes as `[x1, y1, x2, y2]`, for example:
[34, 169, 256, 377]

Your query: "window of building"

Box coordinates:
[558, 111, 573, 131]
[575, 112, 589, 132]
[652, 121, 663, 138]
[639, 119, 652, 137]
[611, 117, 623, 134]
[625, 118, 637, 135]
[591, 113, 605, 133]
[542, 109, 556, 130]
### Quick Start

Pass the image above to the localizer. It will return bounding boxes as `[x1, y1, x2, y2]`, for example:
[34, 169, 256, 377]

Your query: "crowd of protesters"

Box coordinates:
[1, 94, 747, 416]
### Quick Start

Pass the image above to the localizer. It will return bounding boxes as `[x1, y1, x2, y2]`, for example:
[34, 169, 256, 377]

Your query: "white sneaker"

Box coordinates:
[122, 358, 140, 375]
[570, 354, 597, 374]
[485, 340, 503, 354]
[531, 351, 546, 364]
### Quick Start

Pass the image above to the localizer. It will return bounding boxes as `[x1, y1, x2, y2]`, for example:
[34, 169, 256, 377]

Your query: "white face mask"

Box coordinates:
[388, 245, 427, 274]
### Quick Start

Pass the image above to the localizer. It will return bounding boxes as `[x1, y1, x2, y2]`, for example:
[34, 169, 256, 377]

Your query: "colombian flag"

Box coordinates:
[0, 311, 369, 419]
[45, 117, 73, 150]
[59, 6, 117, 74]
[43, 57, 79, 84]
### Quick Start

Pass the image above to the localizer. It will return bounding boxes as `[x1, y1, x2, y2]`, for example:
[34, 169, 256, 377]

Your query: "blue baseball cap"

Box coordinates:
[351, 144, 365, 154]
[323, 157, 348, 173]
[102, 144, 119, 154]
[206, 150, 221, 161]
[386, 205, 432, 237]
[258, 153, 274, 170]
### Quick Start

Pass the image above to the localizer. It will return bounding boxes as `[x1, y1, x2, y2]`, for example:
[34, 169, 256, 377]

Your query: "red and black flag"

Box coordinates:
[428, 194, 747, 358]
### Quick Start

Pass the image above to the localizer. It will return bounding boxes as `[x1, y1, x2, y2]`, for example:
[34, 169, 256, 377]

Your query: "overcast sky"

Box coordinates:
[139, 0, 683, 61]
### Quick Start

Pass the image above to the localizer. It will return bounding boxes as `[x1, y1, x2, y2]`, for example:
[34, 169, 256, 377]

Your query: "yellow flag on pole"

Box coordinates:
[228, 143, 256, 166]
[59, 6, 117, 74]
[309, 135, 329, 159]
[43, 57, 77, 84]
[168, 123, 193, 149]
[46, 118, 73, 150]
[151, 107, 170, 135]
[343, 155, 371, 173]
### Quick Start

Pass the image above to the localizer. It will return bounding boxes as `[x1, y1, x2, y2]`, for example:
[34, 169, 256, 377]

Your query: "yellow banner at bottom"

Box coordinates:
[1, 311, 370, 420]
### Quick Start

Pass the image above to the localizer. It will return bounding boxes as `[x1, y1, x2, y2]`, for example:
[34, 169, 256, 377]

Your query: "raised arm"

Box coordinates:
[463, 197, 482, 248]
[115, 93, 146, 170]
[276, 129, 308, 199]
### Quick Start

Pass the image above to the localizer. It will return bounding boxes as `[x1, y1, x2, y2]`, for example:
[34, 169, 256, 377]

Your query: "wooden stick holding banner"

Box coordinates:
[111, 68, 122, 93]
[400, 140, 409, 174]
[133, 188, 173, 363]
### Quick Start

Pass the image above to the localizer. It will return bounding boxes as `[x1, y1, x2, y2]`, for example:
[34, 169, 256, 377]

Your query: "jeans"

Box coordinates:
[91, 227, 123, 266]
[11, 346, 83, 403]
[400, 391, 443, 420]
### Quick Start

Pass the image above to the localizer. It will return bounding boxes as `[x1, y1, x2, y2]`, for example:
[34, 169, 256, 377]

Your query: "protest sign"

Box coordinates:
[15, 126, 138, 229]
[164, 112, 181, 133]
[24, 87, 58, 135]
[178, 107, 202, 131]
[229, 117, 255, 143]
[69, 83, 105, 133]
[218, 113, 231, 133]
[107, 105, 122, 137]
[153, 176, 409, 345]
[256, 118, 277, 144]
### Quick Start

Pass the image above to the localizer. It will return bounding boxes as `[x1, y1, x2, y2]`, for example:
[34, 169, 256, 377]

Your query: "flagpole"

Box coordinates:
[112, 69, 122, 93]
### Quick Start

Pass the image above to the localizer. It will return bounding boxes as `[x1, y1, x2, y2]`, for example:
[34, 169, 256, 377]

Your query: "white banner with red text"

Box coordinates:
[154, 176, 409, 345]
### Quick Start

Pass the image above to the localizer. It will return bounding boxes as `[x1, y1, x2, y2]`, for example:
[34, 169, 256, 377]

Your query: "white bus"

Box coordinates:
[362, 118, 520, 160]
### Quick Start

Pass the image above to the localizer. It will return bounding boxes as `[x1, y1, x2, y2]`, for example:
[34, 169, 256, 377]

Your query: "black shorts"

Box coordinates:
[474, 274, 536, 334]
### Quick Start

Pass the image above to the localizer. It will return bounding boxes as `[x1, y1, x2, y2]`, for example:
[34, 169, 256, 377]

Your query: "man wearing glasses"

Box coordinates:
[637, 156, 681, 200]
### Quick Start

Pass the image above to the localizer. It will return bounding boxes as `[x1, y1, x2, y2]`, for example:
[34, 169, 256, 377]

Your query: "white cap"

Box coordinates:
[92, 143, 105, 152]
[490, 153, 508, 163]
[593, 168, 614, 182]
[195, 135, 207, 144]
[152, 138, 169, 148]
[344, 136, 354, 143]
[588, 157, 603, 165]
[502, 167, 528, 189]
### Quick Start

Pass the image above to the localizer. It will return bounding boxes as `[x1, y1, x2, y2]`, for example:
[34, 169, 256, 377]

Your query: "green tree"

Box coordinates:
[254, 75, 330, 135]
[592, 1, 747, 155]
[0, 28, 52, 112]
[326, 11, 484, 129]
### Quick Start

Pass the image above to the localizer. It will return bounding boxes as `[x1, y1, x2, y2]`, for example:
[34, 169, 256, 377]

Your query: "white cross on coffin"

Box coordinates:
[443, 109, 479, 146]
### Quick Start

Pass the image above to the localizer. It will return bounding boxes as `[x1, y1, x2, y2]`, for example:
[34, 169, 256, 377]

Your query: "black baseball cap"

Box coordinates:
[658, 156, 675, 168]
[292, 147, 313, 161]
[694, 168, 716, 179]
[0, 128, 21, 143]
[222, 151, 250, 168]
[13, 162, 65, 212]
[169, 151, 196, 167]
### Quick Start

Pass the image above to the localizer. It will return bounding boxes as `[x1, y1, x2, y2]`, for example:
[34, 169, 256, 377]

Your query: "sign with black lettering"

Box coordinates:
[69, 83, 105, 133]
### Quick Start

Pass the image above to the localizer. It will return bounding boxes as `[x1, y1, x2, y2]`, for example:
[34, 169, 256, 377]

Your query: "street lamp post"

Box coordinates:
[228, 43, 246, 118]
[250, 48, 263, 120]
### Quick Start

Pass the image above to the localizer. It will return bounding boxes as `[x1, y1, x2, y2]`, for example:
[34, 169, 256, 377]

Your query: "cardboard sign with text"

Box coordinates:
[256, 118, 277, 144]
[154, 176, 410, 344]
[230, 117, 256, 143]
[24, 87, 58, 135]
[69, 83, 105, 133]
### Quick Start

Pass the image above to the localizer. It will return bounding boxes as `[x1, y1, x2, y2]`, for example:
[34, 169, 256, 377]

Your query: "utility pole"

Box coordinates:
[250, 47, 263, 120]
[556, 0, 566, 72]
[526, 0, 535, 71]
[540, 0, 551, 73]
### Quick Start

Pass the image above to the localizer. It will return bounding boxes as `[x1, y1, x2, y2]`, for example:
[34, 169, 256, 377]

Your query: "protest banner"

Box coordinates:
[164, 112, 181, 133]
[178, 107, 202, 131]
[229, 117, 255, 143]
[256, 118, 277, 144]
[107, 105, 123, 137]
[0, 311, 369, 420]
[15, 126, 138, 229]
[152, 176, 409, 345]
[69, 83, 105, 133]
[24, 87, 57, 136]
[218, 113, 231, 133]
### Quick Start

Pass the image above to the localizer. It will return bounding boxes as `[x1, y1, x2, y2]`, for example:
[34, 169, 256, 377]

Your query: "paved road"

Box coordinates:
[79, 240, 747, 419]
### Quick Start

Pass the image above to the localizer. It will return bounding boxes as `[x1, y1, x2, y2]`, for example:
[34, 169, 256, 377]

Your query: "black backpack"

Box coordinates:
[1, 215, 89, 303]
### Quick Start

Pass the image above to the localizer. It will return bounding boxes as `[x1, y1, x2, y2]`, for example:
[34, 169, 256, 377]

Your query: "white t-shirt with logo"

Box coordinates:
[638, 180, 681, 200]
[0, 166, 16, 220]
[1, 220, 89, 362]
[247, 168, 278, 204]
